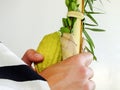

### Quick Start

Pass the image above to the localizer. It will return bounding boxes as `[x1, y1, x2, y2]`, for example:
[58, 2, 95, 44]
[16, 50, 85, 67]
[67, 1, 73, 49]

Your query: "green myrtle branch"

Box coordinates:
[60, 0, 78, 34]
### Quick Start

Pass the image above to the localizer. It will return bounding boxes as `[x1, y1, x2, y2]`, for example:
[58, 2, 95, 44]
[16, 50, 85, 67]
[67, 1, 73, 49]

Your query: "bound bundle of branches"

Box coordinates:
[35, 0, 105, 72]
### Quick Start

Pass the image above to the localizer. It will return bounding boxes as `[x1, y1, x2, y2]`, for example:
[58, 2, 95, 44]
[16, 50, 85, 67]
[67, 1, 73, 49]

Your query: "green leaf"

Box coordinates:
[85, 46, 97, 60]
[84, 23, 98, 26]
[59, 27, 70, 34]
[86, 13, 98, 25]
[85, 27, 106, 32]
[86, 39, 94, 54]
[83, 29, 95, 48]
[99, 0, 103, 5]
[85, 11, 104, 14]
[65, 0, 70, 7]
[93, 55, 97, 60]
[72, 0, 77, 2]
[84, 0, 88, 8]
[71, 18, 77, 29]
[67, 17, 72, 27]
[85, 46, 91, 52]
[70, 2, 77, 11]
[62, 18, 68, 27]
[91, 0, 94, 3]
[87, 0, 93, 11]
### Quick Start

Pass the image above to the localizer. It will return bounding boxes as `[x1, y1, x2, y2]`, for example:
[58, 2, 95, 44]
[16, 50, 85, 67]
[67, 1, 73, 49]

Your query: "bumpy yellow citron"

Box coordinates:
[34, 31, 62, 72]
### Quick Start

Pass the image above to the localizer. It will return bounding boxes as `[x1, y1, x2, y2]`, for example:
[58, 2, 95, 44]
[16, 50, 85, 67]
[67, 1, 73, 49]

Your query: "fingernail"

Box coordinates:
[88, 53, 93, 60]
[34, 53, 42, 58]
[86, 52, 93, 66]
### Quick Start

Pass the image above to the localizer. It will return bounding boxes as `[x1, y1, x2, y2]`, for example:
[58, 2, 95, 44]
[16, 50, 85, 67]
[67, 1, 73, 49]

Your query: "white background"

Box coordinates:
[0, 0, 120, 90]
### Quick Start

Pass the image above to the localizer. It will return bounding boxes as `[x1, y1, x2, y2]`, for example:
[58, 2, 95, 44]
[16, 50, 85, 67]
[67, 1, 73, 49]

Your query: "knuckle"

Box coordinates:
[79, 66, 88, 78]
[83, 80, 95, 90]
[79, 66, 94, 79]
[27, 49, 35, 54]
[88, 67, 94, 79]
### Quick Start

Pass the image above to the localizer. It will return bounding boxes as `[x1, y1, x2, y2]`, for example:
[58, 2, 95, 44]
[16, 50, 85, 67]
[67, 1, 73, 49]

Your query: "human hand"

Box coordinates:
[22, 49, 44, 68]
[22, 49, 95, 90]
[40, 52, 95, 90]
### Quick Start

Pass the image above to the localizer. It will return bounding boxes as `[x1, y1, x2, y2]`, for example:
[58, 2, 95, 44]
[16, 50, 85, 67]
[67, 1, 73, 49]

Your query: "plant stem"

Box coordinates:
[79, 0, 84, 53]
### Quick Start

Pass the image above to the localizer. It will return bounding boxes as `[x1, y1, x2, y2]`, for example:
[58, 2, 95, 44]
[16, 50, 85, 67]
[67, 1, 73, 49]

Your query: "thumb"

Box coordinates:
[22, 49, 44, 66]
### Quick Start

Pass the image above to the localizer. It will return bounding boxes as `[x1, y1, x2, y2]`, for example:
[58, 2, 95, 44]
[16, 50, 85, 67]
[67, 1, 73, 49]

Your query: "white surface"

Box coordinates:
[0, 0, 120, 89]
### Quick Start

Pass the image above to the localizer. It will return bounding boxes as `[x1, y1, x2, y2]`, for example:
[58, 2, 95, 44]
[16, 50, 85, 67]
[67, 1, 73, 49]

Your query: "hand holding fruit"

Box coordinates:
[22, 49, 95, 90]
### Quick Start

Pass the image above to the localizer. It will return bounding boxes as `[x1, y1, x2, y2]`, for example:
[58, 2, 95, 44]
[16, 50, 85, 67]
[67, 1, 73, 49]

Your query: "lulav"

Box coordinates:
[34, 0, 105, 72]
[35, 0, 84, 73]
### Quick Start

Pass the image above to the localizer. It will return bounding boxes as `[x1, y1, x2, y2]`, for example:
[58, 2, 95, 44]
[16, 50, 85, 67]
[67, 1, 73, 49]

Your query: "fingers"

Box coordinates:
[78, 52, 93, 66]
[76, 52, 95, 90]
[79, 66, 94, 80]
[80, 67, 95, 90]
[78, 53, 94, 79]
[22, 49, 44, 66]
[83, 80, 95, 90]
[88, 67, 94, 80]
[26, 49, 43, 62]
